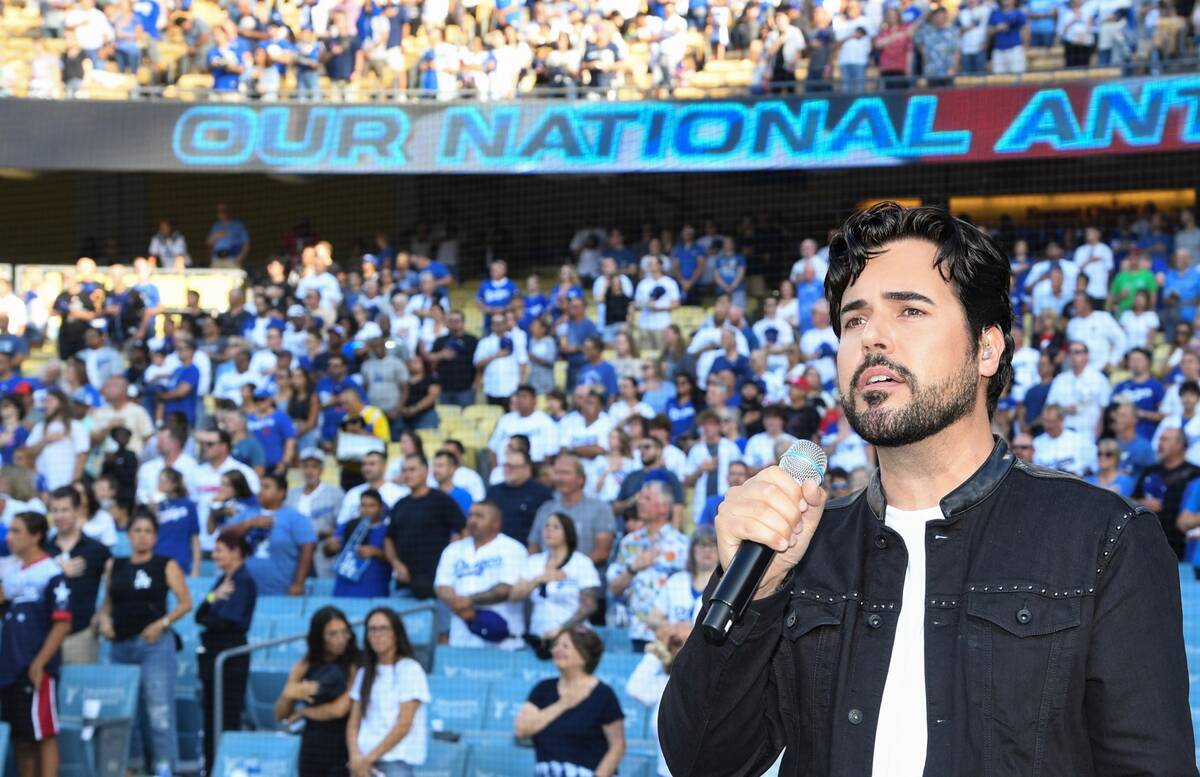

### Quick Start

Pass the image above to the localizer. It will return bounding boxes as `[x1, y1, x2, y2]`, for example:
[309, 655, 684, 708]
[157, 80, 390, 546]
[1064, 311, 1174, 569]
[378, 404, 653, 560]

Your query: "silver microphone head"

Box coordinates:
[779, 440, 828, 484]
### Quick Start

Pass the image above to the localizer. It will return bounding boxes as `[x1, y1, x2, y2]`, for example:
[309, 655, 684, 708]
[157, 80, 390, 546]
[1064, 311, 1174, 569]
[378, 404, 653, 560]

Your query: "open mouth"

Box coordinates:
[858, 366, 906, 391]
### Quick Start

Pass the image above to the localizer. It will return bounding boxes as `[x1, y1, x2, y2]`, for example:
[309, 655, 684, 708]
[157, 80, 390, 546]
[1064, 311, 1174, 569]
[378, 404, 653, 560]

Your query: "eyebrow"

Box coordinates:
[839, 291, 937, 318]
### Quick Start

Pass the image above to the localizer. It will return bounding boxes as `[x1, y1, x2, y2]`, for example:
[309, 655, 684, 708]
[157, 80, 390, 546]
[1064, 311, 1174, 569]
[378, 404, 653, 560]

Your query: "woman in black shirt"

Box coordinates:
[274, 606, 361, 777]
[95, 512, 193, 774]
[284, 367, 320, 452]
[196, 527, 258, 773]
[397, 356, 440, 431]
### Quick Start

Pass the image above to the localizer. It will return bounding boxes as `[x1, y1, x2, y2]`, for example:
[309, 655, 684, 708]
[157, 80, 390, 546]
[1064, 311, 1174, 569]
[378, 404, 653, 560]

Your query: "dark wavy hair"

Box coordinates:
[824, 202, 1014, 415]
[304, 606, 361, 676]
[359, 608, 415, 712]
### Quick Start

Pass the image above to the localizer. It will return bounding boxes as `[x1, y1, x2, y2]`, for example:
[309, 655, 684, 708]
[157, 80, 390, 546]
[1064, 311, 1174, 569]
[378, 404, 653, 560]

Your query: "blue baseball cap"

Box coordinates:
[467, 610, 510, 643]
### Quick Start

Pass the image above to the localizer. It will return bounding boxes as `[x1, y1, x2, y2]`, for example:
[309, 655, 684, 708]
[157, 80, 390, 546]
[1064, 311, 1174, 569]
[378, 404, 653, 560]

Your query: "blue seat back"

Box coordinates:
[305, 577, 335, 597]
[213, 732, 300, 777]
[433, 646, 514, 682]
[58, 664, 141, 724]
[413, 739, 468, 777]
[510, 651, 554, 684]
[427, 676, 489, 733]
[482, 678, 532, 733]
[616, 689, 649, 739]
[468, 741, 536, 777]
[594, 652, 642, 689]
[245, 670, 290, 730]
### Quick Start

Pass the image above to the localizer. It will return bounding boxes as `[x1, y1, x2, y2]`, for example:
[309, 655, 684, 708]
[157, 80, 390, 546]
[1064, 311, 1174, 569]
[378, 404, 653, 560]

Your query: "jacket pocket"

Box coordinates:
[776, 600, 846, 777]
[965, 589, 1082, 777]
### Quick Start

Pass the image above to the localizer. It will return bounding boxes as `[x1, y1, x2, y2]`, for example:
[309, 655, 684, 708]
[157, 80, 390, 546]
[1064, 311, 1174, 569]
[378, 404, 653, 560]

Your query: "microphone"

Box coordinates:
[701, 440, 828, 643]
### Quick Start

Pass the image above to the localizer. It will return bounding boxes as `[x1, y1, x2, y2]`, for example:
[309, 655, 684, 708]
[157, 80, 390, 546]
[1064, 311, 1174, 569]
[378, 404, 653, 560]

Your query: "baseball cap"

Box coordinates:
[287, 304, 306, 318]
[356, 322, 384, 341]
[89, 319, 107, 331]
[253, 386, 274, 401]
[466, 610, 510, 643]
[299, 448, 326, 464]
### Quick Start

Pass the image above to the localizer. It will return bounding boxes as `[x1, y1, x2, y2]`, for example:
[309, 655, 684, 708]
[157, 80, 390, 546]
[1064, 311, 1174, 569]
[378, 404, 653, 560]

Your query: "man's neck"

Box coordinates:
[473, 532, 498, 550]
[875, 412, 996, 511]
[304, 481, 322, 494]
[560, 490, 583, 506]
[409, 483, 429, 498]
[644, 519, 666, 538]
[56, 528, 81, 549]
[1162, 455, 1186, 470]
[19, 548, 47, 565]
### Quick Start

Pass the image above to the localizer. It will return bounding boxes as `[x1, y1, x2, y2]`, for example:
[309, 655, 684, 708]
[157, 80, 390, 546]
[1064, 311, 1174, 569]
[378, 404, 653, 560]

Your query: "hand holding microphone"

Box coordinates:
[702, 440, 828, 643]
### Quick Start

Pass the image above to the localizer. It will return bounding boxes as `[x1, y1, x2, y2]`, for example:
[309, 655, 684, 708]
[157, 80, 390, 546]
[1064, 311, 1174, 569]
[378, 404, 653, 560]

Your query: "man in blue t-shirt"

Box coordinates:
[576, 336, 619, 400]
[558, 297, 601, 390]
[160, 340, 200, 427]
[713, 239, 747, 309]
[476, 260, 520, 332]
[247, 390, 297, 474]
[316, 353, 365, 443]
[413, 254, 453, 288]
[988, 0, 1027, 73]
[206, 202, 250, 266]
[328, 489, 392, 598]
[206, 27, 246, 93]
[228, 474, 316, 596]
[1112, 348, 1165, 439]
[672, 224, 706, 302]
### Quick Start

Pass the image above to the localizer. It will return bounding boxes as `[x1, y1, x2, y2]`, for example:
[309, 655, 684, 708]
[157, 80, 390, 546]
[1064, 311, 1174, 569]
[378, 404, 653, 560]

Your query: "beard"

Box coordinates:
[841, 352, 979, 447]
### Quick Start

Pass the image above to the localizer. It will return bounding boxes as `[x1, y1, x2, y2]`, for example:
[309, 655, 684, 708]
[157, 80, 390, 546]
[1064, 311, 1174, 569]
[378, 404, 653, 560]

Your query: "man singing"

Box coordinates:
[660, 203, 1197, 776]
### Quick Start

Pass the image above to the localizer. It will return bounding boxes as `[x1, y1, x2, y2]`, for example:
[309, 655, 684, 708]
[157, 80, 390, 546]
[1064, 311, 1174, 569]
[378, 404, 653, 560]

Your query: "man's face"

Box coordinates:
[836, 239, 983, 448]
[504, 452, 529, 484]
[360, 498, 383, 522]
[329, 358, 347, 380]
[514, 390, 535, 415]
[728, 463, 749, 488]
[0, 354, 11, 377]
[206, 439, 229, 464]
[433, 456, 454, 484]
[1129, 351, 1150, 375]
[361, 454, 385, 483]
[1068, 343, 1089, 370]
[401, 458, 426, 489]
[568, 298, 586, 320]
[553, 458, 582, 494]
[467, 504, 497, 540]
[50, 498, 77, 535]
[1159, 428, 1186, 460]
[260, 477, 283, 506]
[701, 418, 721, 443]
[449, 313, 464, 333]
[637, 438, 661, 466]
[301, 459, 323, 483]
[636, 486, 667, 521]
[1043, 409, 1064, 437]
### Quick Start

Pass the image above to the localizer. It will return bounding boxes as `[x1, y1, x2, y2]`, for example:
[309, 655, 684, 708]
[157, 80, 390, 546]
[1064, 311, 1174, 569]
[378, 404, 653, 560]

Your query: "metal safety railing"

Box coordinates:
[211, 601, 436, 751]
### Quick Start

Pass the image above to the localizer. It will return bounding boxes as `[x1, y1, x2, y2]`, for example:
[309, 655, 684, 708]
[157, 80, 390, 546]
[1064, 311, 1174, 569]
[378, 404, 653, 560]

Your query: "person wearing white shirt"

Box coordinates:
[957, 0, 993, 71]
[474, 314, 529, 405]
[789, 239, 829, 284]
[511, 512, 602, 642]
[1008, 325, 1042, 403]
[66, 0, 114, 58]
[434, 502, 528, 650]
[608, 377, 656, 427]
[338, 451, 410, 525]
[1029, 267, 1074, 318]
[1072, 228, 1114, 302]
[348, 610, 431, 775]
[193, 430, 261, 550]
[743, 407, 797, 473]
[634, 256, 681, 338]
[488, 386, 561, 468]
[388, 294, 422, 358]
[682, 411, 743, 521]
[296, 269, 343, 309]
[1119, 294, 1160, 354]
[752, 298, 796, 373]
[1032, 404, 1099, 475]
[212, 349, 260, 406]
[1046, 342, 1112, 438]
[592, 260, 635, 336]
[1024, 253, 1079, 297]
[1064, 294, 1126, 369]
[136, 427, 199, 505]
[80, 324, 123, 389]
[799, 300, 840, 385]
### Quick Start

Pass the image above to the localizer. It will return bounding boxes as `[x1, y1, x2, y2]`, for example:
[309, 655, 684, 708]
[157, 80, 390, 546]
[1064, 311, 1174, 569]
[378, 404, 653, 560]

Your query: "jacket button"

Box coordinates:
[785, 610, 798, 628]
[866, 614, 882, 629]
[874, 535, 888, 549]
[848, 709, 863, 725]
[1016, 608, 1032, 625]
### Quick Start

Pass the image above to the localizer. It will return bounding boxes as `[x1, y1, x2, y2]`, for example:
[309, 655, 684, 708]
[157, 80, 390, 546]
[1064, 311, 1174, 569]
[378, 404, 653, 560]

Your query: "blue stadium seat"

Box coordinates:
[621, 753, 659, 777]
[467, 740, 536, 777]
[58, 664, 141, 777]
[111, 533, 131, 558]
[616, 689, 649, 740]
[212, 732, 300, 777]
[175, 696, 204, 775]
[427, 676, 489, 733]
[433, 646, 515, 682]
[305, 577, 335, 596]
[176, 637, 201, 695]
[413, 738, 469, 777]
[595, 653, 643, 689]
[594, 626, 632, 651]
[245, 670, 290, 730]
[510, 650, 554, 684]
[482, 679, 532, 733]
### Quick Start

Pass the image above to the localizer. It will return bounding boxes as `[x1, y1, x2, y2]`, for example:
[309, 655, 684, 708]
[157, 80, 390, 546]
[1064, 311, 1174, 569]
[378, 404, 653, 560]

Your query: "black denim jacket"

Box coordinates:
[659, 438, 1198, 777]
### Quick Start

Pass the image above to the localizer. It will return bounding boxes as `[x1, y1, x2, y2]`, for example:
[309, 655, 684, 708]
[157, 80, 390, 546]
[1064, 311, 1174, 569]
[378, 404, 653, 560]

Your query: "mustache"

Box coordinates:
[851, 354, 916, 390]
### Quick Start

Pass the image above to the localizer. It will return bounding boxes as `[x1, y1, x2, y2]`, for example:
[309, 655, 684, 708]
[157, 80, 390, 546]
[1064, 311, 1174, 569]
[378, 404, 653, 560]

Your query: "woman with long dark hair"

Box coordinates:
[25, 388, 89, 489]
[665, 373, 704, 442]
[511, 513, 601, 657]
[204, 470, 258, 536]
[154, 467, 201, 576]
[0, 395, 29, 467]
[72, 478, 118, 548]
[96, 513, 192, 774]
[347, 608, 430, 777]
[276, 606, 361, 777]
[286, 367, 321, 453]
[196, 528, 257, 773]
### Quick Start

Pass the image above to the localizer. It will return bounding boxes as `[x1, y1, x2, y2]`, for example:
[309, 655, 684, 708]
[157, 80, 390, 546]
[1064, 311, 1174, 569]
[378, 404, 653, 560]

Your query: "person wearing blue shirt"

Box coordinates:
[206, 27, 246, 94]
[206, 202, 250, 267]
[1112, 349, 1165, 439]
[316, 354, 365, 443]
[666, 373, 703, 442]
[1178, 479, 1200, 572]
[433, 451, 474, 516]
[576, 336, 619, 400]
[160, 340, 200, 428]
[413, 254, 453, 287]
[133, 0, 161, 39]
[1160, 248, 1200, 330]
[523, 274, 549, 324]
[155, 468, 201, 575]
[293, 26, 322, 98]
[1086, 440, 1137, 496]
[672, 225, 707, 302]
[1112, 402, 1158, 480]
[712, 239, 748, 309]
[987, 0, 1026, 73]
[1025, 0, 1057, 45]
[0, 396, 30, 466]
[558, 297, 601, 390]
[246, 391, 297, 474]
[476, 260, 520, 332]
[227, 474, 316, 596]
[327, 490, 392, 598]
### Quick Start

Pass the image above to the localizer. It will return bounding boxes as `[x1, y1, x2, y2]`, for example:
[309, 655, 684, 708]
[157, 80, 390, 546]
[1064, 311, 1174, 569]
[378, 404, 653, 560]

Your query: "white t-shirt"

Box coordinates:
[1072, 243, 1115, 300]
[1032, 429, 1099, 476]
[28, 420, 90, 491]
[871, 504, 940, 777]
[1119, 310, 1159, 354]
[337, 481, 410, 525]
[558, 413, 615, 461]
[350, 659, 430, 765]
[684, 438, 742, 520]
[522, 550, 601, 637]
[744, 431, 797, 470]
[83, 510, 118, 548]
[434, 534, 528, 649]
[136, 454, 200, 506]
[194, 457, 261, 550]
[1046, 367, 1112, 437]
[489, 411, 561, 464]
[653, 569, 704, 625]
[634, 277, 681, 331]
[474, 331, 529, 399]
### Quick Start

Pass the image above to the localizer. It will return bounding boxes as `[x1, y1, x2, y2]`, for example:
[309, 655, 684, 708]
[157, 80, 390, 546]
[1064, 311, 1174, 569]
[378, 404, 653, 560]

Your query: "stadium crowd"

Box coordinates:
[2, 0, 1199, 99]
[0, 202, 1199, 776]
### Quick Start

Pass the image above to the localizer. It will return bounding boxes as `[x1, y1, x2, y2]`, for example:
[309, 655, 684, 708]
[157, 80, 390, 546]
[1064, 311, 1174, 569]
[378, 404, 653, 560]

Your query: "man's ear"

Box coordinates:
[979, 326, 1005, 378]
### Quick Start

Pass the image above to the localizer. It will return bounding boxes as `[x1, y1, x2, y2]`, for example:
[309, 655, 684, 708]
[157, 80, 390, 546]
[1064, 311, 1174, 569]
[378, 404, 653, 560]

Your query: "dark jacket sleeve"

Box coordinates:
[1084, 507, 1198, 776]
[658, 569, 792, 777]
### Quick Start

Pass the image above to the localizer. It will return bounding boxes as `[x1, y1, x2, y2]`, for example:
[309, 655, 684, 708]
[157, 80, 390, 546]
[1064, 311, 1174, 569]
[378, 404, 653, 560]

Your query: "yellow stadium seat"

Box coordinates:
[417, 428, 443, 452]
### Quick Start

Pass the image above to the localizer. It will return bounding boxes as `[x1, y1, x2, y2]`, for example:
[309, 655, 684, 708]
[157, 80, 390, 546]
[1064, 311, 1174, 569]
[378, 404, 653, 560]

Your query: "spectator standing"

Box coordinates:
[697, 460, 750, 526]
[515, 628, 626, 777]
[196, 529, 257, 773]
[1058, 0, 1096, 65]
[1159, 249, 1200, 331]
[347, 608, 430, 777]
[285, 449, 344, 578]
[833, 3, 872, 92]
[957, 0, 991, 73]
[875, 8, 915, 88]
[95, 513, 192, 775]
[385, 454, 465, 599]
[337, 451, 407, 526]
[435, 502, 528, 650]
[0, 512, 72, 777]
[432, 450, 474, 516]
[988, 0, 1026, 73]
[633, 257, 681, 349]
[682, 410, 742, 521]
[476, 260, 520, 324]
[1046, 341, 1112, 438]
[474, 313, 529, 407]
[1112, 348, 1165, 438]
[489, 385, 561, 470]
[274, 606, 360, 777]
[195, 430, 262, 548]
[511, 512, 601, 654]
[137, 427, 199, 506]
[91, 375, 154, 456]
[527, 318, 558, 396]
[361, 330, 410, 437]
[558, 296, 601, 390]
[327, 489, 393, 598]
[226, 473, 316, 596]
[65, 0, 113, 64]
[1086, 439, 1137, 496]
[158, 339, 201, 427]
[1135, 427, 1200, 559]
[154, 467, 201, 576]
[915, 6, 959, 85]
[606, 482, 689, 651]
[488, 449, 554, 542]
[47, 486, 111, 665]
[592, 257, 635, 342]
[247, 391, 297, 474]
[1065, 293, 1125, 370]
[1032, 404, 1098, 476]
[1112, 401, 1159, 479]
[429, 311, 479, 407]
[25, 389, 89, 491]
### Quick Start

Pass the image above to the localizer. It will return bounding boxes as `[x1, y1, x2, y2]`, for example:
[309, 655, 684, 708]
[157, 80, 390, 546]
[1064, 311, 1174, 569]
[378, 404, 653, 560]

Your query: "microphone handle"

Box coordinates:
[700, 539, 776, 643]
